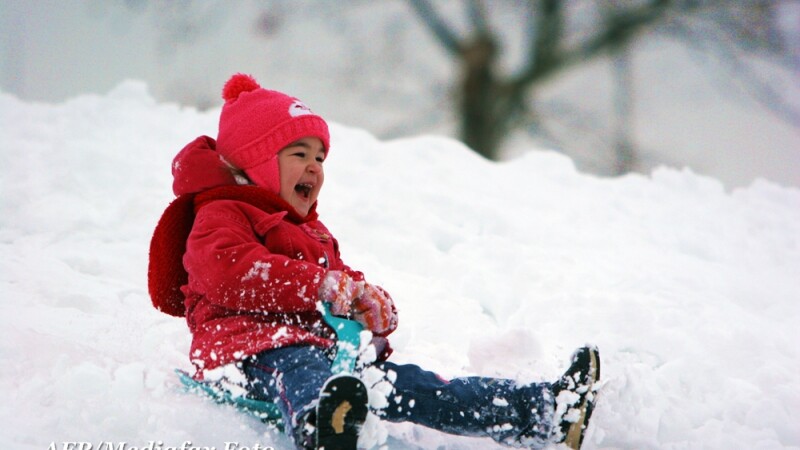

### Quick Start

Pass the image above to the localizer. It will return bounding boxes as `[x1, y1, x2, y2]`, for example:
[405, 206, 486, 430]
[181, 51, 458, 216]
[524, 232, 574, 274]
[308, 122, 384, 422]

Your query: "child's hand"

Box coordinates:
[352, 284, 398, 336]
[319, 270, 364, 317]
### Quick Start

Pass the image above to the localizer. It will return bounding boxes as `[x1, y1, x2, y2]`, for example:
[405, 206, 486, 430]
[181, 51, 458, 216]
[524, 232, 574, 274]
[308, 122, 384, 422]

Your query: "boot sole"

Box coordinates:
[316, 375, 368, 450]
[563, 347, 600, 449]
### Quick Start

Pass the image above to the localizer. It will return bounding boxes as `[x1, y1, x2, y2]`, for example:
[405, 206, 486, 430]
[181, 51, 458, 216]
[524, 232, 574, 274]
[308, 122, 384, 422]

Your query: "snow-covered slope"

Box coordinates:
[1, 83, 799, 449]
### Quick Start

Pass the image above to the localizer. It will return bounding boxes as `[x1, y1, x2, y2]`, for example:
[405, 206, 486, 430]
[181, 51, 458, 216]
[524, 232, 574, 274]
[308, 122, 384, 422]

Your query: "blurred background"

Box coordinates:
[2, 0, 799, 189]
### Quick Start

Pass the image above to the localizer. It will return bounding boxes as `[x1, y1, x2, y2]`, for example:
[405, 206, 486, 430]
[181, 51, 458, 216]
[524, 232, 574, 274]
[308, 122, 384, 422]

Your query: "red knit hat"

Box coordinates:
[216, 73, 330, 194]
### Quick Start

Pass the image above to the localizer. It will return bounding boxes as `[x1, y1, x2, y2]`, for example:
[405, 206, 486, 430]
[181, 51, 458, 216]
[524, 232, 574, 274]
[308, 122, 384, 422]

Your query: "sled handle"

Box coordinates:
[321, 302, 363, 374]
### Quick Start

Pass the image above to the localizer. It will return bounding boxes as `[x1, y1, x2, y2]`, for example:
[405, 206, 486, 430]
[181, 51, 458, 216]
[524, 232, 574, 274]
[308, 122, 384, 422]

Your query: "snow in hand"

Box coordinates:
[1, 82, 798, 449]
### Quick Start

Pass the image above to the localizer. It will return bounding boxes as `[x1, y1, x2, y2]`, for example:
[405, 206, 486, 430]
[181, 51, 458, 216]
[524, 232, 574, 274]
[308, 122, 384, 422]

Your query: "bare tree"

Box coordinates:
[408, 0, 799, 172]
[115, 0, 798, 176]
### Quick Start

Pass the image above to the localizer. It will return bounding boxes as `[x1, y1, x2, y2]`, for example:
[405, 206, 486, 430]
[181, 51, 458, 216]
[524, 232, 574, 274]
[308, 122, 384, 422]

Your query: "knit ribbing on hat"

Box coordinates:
[228, 115, 329, 169]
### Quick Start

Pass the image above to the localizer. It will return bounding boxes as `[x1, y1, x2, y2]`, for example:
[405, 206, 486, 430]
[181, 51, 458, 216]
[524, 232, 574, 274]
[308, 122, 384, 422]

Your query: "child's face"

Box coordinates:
[277, 137, 326, 217]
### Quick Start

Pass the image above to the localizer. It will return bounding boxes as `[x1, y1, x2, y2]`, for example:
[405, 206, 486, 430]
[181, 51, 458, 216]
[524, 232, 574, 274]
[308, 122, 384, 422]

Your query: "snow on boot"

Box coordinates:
[315, 374, 368, 450]
[552, 346, 601, 449]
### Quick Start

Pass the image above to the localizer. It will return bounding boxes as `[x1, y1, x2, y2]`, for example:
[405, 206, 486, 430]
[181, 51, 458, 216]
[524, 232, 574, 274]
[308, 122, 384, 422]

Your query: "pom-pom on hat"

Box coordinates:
[216, 73, 330, 194]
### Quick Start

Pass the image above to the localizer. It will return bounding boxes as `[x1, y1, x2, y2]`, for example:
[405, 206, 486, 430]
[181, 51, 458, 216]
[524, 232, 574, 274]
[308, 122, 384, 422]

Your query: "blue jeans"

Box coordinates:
[242, 346, 555, 446]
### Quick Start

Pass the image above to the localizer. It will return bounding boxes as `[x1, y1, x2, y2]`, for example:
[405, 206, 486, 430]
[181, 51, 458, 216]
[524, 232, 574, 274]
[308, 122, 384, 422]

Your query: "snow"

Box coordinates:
[2, 82, 799, 449]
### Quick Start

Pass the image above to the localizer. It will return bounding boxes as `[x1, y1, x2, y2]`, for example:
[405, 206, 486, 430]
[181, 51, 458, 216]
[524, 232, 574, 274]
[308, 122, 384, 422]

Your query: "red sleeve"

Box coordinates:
[183, 201, 326, 313]
[328, 236, 365, 282]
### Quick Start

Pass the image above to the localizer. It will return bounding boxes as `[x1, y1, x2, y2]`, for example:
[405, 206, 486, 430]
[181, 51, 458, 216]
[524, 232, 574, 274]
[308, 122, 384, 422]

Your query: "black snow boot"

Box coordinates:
[309, 374, 369, 450]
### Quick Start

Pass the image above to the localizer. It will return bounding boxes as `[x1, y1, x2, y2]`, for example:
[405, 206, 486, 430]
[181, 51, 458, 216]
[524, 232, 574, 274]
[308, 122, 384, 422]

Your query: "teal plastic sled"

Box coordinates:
[176, 303, 364, 426]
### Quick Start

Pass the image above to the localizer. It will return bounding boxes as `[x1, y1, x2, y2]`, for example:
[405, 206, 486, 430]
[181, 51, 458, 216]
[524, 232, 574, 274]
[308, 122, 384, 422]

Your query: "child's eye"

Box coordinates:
[293, 152, 306, 158]
[316, 156, 325, 163]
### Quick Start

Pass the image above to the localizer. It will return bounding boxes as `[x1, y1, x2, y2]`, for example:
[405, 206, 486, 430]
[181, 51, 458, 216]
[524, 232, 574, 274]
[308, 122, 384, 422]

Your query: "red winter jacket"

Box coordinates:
[149, 136, 384, 374]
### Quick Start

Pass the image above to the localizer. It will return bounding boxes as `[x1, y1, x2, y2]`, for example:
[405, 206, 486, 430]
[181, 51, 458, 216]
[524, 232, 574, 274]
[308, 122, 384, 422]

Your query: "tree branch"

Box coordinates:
[669, 19, 800, 126]
[560, 0, 675, 75]
[406, 0, 463, 56]
[521, 0, 564, 83]
[467, 0, 490, 35]
[515, 0, 683, 88]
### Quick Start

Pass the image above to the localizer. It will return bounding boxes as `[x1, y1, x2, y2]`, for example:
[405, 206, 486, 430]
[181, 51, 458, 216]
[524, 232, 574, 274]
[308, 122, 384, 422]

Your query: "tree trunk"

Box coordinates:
[460, 34, 502, 160]
[612, 46, 637, 175]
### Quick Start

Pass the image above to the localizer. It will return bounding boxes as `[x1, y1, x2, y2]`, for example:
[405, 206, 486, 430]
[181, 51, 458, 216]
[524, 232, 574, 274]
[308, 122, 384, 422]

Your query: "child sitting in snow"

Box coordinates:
[148, 73, 600, 450]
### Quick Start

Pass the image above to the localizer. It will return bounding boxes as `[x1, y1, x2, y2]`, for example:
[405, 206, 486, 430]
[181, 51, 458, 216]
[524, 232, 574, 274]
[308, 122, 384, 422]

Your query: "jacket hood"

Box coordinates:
[172, 136, 239, 196]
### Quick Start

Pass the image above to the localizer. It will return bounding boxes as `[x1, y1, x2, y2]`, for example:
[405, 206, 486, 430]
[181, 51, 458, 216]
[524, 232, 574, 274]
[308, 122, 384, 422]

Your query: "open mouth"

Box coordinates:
[295, 183, 313, 199]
